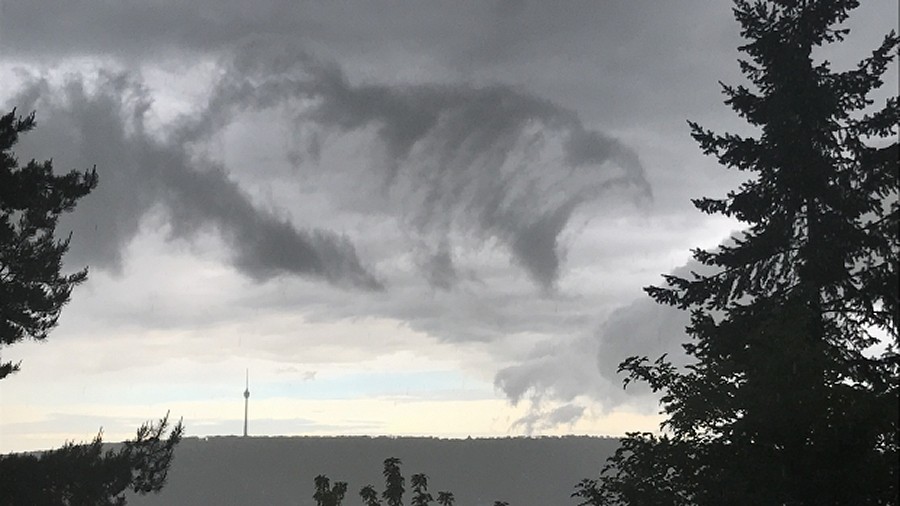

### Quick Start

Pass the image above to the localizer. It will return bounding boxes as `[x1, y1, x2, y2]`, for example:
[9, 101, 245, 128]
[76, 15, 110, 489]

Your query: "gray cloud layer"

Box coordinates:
[8, 36, 649, 291]
[493, 258, 726, 429]
[209, 38, 650, 289]
[491, 284, 687, 429]
[9, 73, 382, 289]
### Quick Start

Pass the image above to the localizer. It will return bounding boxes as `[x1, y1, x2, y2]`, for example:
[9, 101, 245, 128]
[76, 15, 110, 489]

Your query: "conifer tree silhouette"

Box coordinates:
[0, 110, 183, 504]
[578, 1, 898, 504]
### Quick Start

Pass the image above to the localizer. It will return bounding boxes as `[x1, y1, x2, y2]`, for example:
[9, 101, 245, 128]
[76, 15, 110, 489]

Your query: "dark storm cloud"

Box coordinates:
[7, 73, 382, 289]
[159, 159, 381, 288]
[6, 30, 651, 291]
[1, 0, 729, 290]
[0, 1, 550, 61]
[197, 38, 651, 289]
[0, 1, 313, 58]
[0, 0, 743, 158]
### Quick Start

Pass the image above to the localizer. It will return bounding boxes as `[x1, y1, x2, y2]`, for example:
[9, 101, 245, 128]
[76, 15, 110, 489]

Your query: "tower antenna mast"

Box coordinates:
[243, 369, 250, 437]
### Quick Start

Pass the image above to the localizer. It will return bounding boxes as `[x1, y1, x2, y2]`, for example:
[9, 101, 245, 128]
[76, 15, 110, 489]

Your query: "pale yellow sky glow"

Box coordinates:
[1, 394, 664, 453]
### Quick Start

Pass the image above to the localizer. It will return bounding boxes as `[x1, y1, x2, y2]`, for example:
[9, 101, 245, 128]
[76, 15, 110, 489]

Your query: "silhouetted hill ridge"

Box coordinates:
[125, 435, 620, 506]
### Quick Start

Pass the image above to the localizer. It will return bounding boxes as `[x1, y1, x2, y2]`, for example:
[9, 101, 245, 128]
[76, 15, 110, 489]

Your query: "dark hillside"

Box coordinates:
[126, 435, 618, 506]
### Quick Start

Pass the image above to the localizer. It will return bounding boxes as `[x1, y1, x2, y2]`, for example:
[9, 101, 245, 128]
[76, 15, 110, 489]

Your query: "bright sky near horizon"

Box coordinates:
[0, 1, 897, 453]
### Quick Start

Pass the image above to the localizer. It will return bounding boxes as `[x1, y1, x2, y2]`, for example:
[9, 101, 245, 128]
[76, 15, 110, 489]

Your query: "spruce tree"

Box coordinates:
[0, 413, 183, 505]
[0, 109, 183, 504]
[579, 1, 898, 504]
[0, 109, 98, 379]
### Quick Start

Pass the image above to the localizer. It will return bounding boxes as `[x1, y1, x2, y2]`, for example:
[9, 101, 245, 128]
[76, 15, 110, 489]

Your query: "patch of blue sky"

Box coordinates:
[59, 370, 495, 407]
[263, 370, 495, 400]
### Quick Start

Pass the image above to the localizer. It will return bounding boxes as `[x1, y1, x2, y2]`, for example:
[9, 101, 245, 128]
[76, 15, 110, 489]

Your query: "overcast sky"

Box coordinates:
[1, 1, 896, 452]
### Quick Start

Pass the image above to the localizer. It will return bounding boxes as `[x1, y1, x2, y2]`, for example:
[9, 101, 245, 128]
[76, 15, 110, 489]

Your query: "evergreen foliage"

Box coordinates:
[0, 110, 183, 504]
[579, 1, 898, 504]
[0, 109, 98, 379]
[0, 414, 183, 506]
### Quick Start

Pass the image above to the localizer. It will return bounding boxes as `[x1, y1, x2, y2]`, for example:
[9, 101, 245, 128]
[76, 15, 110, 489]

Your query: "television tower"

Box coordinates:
[243, 369, 250, 437]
